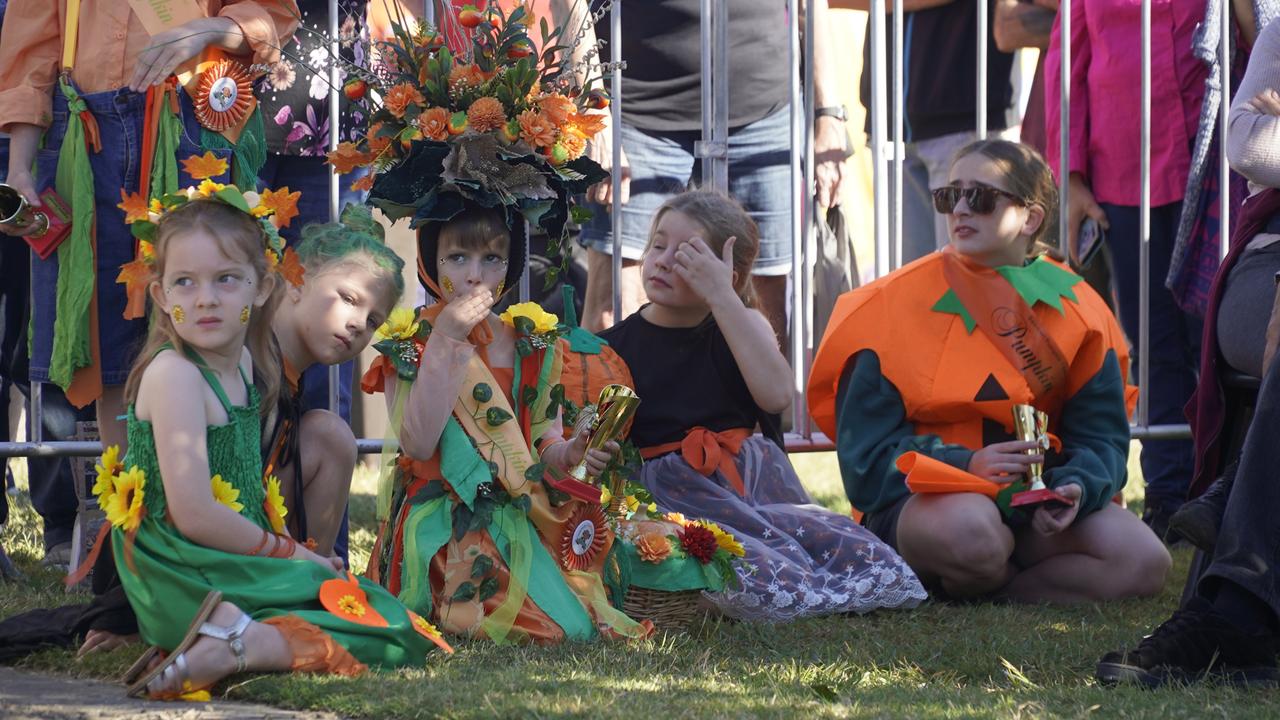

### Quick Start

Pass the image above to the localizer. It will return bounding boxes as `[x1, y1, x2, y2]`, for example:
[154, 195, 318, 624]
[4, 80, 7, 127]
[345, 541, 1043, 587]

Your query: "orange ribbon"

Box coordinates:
[641, 427, 752, 496]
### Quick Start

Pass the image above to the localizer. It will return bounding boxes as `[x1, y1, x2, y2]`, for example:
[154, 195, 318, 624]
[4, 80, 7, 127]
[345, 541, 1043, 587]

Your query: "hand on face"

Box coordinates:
[435, 286, 494, 341]
[673, 235, 738, 306]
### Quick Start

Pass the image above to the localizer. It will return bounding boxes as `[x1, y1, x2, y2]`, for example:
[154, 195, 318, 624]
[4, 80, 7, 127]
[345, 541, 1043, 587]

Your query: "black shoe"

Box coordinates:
[1169, 461, 1237, 552]
[1142, 504, 1186, 546]
[1097, 608, 1280, 688]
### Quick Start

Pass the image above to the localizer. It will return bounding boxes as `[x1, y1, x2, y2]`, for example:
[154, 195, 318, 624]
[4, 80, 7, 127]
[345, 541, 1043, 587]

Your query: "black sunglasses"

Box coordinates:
[931, 185, 1025, 215]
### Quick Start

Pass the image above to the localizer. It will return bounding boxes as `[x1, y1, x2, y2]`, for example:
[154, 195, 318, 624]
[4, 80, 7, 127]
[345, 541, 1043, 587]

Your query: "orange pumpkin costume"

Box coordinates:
[808, 251, 1138, 520]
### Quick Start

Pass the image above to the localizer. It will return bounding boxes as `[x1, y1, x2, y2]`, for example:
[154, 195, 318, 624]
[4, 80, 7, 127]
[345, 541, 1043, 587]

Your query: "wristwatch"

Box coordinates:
[815, 105, 848, 122]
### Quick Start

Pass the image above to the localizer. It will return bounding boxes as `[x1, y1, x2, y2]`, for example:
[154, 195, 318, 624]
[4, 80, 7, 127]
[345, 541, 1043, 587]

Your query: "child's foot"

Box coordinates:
[146, 601, 250, 698]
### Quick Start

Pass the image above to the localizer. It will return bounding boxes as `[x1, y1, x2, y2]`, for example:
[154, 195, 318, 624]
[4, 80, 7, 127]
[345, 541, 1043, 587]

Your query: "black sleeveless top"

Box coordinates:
[599, 308, 783, 449]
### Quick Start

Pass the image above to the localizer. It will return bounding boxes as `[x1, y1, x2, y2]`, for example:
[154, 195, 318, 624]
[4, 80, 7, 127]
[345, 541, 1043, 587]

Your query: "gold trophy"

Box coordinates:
[569, 384, 641, 484]
[0, 184, 49, 237]
[1008, 404, 1073, 508]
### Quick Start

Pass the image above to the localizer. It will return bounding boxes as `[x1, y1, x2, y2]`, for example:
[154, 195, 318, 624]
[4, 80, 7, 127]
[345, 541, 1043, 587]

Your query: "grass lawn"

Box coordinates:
[2, 449, 1278, 719]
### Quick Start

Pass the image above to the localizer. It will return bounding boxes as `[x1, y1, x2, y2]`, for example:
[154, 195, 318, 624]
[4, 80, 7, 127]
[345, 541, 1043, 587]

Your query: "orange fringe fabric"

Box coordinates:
[261, 615, 368, 676]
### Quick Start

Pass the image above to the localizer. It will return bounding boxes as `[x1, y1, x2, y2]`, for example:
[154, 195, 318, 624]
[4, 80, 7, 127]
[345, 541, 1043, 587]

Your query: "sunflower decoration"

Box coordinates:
[93, 445, 124, 508]
[263, 474, 289, 534]
[105, 467, 147, 533]
[115, 153, 306, 319]
[319, 572, 389, 628]
[372, 306, 431, 382]
[210, 474, 244, 513]
[408, 609, 456, 653]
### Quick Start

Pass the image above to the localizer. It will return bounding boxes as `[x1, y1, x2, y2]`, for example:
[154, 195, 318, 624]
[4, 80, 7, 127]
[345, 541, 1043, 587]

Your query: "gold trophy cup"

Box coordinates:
[569, 384, 641, 484]
[1008, 404, 1073, 508]
[0, 184, 49, 237]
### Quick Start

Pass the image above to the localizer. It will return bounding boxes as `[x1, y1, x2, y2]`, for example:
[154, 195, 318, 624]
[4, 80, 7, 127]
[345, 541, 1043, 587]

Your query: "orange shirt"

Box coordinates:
[0, 0, 300, 133]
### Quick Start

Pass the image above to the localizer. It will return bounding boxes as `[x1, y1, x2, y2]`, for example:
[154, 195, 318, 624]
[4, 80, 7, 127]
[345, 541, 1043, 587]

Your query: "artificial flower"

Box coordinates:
[258, 187, 302, 228]
[181, 151, 229, 180]
[319, 572, 389, 627]
[500, 302, 559, 334]
[383, 83, 426, 118]
[338, 594, 367, 617]
[367, 122, 392, 154]
[517, 109, 556, 148]
[210, 474, 243, 513]
[264, 475, 288, 534]
[537, 94, 575, 126]
[555, 129, 587, 162]
[663, 512, 688, 526]
[634, 531, 672, 563]
[93, 445, 123, 504]
[417, 107, 451, 142]
[568, 111, 607, 140]
[177, 680, 212, 703]
[377, 307, 421, 342]
[105, 467, 146, 532]
[195, 178, 226, 198]
[448, 63, 489, 91]
[704, 522, 746, 557]
[467, 96, 506, 133]
[678, 523, 718, 564]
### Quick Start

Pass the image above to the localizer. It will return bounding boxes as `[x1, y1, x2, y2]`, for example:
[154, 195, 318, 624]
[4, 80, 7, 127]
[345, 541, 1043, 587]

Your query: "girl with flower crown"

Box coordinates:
[103, 193, 447, 701]
[362, 202, 652, 643]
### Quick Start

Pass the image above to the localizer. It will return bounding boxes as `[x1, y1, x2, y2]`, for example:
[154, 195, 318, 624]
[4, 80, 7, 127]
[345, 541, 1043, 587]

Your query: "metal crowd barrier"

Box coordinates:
[3, 0, 1226, 462]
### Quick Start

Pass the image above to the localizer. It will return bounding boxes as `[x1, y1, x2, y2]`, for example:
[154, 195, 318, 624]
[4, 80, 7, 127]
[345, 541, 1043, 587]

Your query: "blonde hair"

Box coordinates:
[645, 189, 760, 308]
[124, 200, 282, 414]
[951, 139, 1061, 258]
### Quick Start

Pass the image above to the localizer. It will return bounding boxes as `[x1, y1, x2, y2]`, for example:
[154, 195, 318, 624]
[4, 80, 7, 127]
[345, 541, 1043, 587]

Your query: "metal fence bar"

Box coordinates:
[1219, 0, 1231, 261]
[976, 0, 987, 137]
[788, 2, 805, 434]
[870, 0, 889, 278]
[1138, 0, 1152, 428]
[1058, 0, 1071, 258]
[792, 0, 818, 438]
[610, 0, 623, 321]
[328, 0, 342, 415]
[892, 0, 903, 270]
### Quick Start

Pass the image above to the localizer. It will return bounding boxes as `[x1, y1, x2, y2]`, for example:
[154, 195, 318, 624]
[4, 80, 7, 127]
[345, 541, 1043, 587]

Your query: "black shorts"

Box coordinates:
[860, 493, 912, 552]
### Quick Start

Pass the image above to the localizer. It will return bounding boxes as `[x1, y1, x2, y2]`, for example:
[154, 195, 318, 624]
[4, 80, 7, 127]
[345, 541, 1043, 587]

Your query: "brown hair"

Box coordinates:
[645, 189, 760, 309]
[951, 139, 1061, 257]
[416, 205, 526, 299]
[123, 200, 283, 415]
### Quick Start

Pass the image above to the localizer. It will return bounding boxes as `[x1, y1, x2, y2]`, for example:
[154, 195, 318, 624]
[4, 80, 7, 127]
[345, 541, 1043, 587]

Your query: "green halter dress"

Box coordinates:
[112, 350, 439, 669]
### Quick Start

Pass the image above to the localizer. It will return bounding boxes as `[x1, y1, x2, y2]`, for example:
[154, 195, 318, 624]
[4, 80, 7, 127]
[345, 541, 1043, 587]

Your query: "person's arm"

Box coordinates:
[993, 0, 1056, 52]
[140, 353, 337, 571]
[1042, 349, 1130, 515]
[219, 0, 302, 65]
[390, 328, 477, 460]
[835, 350, 976, 514]
[0, 0, 62, 136]
[1227, 19, 1280, 188]
[1, 124, 44, 223]
[802, 0, 847, 210]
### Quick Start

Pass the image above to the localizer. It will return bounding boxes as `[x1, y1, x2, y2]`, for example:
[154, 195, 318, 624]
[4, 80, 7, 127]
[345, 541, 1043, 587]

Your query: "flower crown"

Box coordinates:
[116, 153, 305, 320]
[325, 3, 611, 275]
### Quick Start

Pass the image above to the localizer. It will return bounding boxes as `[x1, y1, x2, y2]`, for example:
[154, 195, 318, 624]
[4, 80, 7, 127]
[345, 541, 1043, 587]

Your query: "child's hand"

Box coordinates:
[294, 544, 343, 577]
[563, 429, 620, 477]
[967, 440, 1044, 483]
[435, 287, 494, 341]
[1030, 483, 1082, 536]
[674, 236, 738, 307]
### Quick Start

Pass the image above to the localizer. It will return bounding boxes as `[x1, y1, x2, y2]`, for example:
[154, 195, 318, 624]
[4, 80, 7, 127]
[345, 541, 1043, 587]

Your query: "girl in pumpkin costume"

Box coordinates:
[601, 190, 926, 620]
[106, 193, 447, 701]
[363, 204, 652, 643]
[808, 140, 1171, 603]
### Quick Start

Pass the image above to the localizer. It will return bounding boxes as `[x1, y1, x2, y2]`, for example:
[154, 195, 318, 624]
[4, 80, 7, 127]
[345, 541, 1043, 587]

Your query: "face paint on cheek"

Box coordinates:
[172, 305, 186, 324]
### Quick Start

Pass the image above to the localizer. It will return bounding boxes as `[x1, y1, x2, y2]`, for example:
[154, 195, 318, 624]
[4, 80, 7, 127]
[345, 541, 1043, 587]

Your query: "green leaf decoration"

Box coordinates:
[524, 463, 545, 481]
[570, 205, 594, 224]
[512, 494, 533, 513]
[472, 383, 493, 403]
[487, 460, 500, 478]
[486, 406, 513, 427]
[520, 385, 538, 407]
[544, 400, 559, 420]
[452, 504, 474, 541]
[514, 338, 533, 357]
[513, 315, 535, 335]
[450, 581, 477, 602]
[477, 576, 500, 602]
[471, 553, 495, 578]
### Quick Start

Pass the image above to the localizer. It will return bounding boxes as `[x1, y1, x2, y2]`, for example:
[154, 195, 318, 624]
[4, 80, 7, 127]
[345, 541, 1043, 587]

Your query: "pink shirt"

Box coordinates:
[1045, 0, 1208, 207]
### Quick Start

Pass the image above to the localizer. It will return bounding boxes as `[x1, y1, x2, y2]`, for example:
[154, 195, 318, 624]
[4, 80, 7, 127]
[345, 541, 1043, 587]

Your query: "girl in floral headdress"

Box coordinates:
[105, 192, 447, 701]
[363, 202, 651, 643]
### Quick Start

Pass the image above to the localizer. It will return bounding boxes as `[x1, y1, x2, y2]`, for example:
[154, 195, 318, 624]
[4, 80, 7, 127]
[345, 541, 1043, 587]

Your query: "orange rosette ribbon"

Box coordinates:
[319, 572, 389, 628]
[193, 59, 253, 133]
[559, 504, 607, 572]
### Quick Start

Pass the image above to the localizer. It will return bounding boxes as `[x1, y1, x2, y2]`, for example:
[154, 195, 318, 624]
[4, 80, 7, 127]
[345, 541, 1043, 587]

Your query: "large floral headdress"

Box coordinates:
[326, 2, 612, 278]
[116, 152, 305, 320]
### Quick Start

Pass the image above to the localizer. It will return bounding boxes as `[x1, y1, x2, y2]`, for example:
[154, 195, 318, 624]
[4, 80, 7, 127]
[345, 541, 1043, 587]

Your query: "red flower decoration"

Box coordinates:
[678, 524, 718, 564]
[559, 504, 607, 572]
[319, 572, 389, 628]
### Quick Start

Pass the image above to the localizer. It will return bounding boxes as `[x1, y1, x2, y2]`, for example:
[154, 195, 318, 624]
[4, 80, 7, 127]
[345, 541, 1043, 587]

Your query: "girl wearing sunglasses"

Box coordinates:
[809, 139, 1171, 604]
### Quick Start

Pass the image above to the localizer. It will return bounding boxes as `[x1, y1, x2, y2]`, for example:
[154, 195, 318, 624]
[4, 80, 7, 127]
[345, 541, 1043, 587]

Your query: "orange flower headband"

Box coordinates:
[115, 153, 306, 320]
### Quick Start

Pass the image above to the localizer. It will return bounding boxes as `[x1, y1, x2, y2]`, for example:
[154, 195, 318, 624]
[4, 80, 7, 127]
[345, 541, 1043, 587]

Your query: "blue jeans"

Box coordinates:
[580, 108, 794, 275]
[1102, 202, 1202, 510]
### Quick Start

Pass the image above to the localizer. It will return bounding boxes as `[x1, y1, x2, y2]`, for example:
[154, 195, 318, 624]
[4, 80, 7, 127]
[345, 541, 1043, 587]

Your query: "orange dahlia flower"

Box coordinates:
[635, 532, 672, 563]
[384, 83, 425, 118]
[518, 109, 556, 148]
[417, 107, 451, 141]
[467, 96, 506, 133]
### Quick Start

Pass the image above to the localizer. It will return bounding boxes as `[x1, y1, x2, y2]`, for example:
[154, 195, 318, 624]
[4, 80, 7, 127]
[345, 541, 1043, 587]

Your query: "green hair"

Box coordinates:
[295, 203, 406, 309]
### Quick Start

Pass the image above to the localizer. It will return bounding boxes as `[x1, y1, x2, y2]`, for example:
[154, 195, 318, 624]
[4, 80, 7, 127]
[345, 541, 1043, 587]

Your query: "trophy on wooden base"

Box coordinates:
[1008, 404, 1075, 509]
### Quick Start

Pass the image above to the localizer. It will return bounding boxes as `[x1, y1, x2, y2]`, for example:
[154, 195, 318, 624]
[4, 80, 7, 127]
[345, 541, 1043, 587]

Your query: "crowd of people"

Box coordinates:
[0, 0, 1276, 702]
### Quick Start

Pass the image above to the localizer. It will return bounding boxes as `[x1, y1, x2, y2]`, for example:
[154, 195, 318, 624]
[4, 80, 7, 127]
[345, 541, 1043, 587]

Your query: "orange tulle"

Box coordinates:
[261, 615, 368, 676]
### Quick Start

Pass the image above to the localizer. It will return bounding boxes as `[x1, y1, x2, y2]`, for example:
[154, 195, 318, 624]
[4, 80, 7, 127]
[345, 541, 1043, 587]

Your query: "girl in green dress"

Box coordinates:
[106, 195, 448, 701]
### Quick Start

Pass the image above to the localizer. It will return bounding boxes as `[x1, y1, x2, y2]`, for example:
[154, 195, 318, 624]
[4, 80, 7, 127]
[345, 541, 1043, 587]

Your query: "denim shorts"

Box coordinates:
[30, 86, 231, 385]
[579, 107, 794, 276]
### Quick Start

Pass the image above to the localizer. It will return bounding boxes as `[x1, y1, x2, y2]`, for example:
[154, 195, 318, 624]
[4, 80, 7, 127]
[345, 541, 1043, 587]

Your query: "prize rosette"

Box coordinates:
[193, 59, 253, 132]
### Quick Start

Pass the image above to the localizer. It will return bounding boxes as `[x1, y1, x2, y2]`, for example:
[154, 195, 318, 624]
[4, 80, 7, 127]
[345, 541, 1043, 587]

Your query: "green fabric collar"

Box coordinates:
[931, 256, 1082, 334]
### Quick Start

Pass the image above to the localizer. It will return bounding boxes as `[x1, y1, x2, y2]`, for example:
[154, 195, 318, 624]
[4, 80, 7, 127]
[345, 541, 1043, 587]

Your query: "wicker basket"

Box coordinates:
[623, 587, 703, 633]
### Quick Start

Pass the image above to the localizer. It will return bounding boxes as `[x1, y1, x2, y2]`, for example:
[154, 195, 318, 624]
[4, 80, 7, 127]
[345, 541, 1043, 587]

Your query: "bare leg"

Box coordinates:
[895, 493, 1017, 599]
[582, 249, 645, 333]
[1001, 503, 1171, 603]
[751, 274, 789, 350]
[147, 601, 291, 696]
[278, 410, 355, 556]
[96, 386, 128, 454]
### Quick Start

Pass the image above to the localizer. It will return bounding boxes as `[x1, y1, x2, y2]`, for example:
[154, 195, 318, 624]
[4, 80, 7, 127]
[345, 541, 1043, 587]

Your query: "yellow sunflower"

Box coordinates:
[105, 467, 146, 532]
[210, 474, 243, 513]
[93, 445, 123, 505]
[376, 306, 420, 342]
[703, 521, 746, 557]
[263, 475, 288, 534]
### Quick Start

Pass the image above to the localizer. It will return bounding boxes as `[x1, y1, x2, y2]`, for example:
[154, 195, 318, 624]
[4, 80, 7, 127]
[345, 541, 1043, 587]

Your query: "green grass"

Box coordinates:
[2, 448, 1278, 718]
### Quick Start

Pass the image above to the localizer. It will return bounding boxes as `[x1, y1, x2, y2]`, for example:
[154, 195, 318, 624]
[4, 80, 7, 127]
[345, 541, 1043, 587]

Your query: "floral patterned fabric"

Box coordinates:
[639, 436, 927, 622]
[257, 0, 368, 156]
